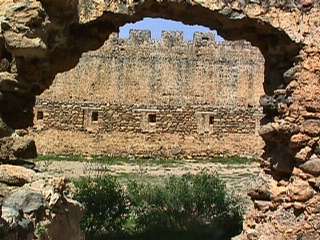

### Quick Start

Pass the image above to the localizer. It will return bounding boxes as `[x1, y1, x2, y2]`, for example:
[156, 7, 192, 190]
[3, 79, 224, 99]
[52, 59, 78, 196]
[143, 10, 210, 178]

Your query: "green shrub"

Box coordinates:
[74, 176, 129, 239]
[74, 173, 244, 240]
[127, 173, 244, 239]
[35, 224, 48, 240]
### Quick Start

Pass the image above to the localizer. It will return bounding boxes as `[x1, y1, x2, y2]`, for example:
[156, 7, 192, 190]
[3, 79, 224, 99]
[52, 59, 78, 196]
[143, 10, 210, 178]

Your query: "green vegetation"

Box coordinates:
[35, 224, 48, 240]
[74, 173, 244, 240]
[35, 154, 256, 166]
[36, 154, 86, 162]
[74, 176, 129, 239]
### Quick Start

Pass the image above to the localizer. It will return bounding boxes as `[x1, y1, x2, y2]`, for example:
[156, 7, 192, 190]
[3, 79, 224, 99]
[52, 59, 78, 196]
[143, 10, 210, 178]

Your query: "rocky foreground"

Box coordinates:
[0, 135, 84, 240]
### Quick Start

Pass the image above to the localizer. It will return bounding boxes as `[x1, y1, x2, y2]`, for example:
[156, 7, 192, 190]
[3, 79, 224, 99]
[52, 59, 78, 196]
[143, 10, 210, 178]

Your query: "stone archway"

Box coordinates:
[0, 0, 319, 239]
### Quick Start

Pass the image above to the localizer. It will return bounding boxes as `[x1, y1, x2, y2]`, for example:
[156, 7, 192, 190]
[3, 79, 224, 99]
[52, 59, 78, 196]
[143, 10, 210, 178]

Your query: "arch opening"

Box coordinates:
[0, 1, 304, 180]
[33, 17, 266, 159]
[0, 1, 303, 134]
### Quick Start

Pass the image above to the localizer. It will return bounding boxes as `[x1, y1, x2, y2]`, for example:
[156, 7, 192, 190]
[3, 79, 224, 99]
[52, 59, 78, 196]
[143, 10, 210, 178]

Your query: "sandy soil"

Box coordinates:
[35, 160, 260, 198]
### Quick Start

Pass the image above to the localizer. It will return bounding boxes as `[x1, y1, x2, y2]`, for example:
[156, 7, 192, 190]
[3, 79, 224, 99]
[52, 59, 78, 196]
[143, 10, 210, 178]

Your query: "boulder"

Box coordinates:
[259, 95, 277, 115]
[27, 178, 84, 240]
[0, 178, 84, 239]
[42, 198, 84, 240]
[248, 188, 272, 201]
[306, 195, 320, 214]
[302, 119, 320, 136]
[3, 190, 45, 215]
[290, 133, 311, 149]
[0, 165, 36, 186]
[0, 137, 37, 162]
[11, 138, 37, 159]
[299, 154, 320, 176]
[254, 200, 273, 211]
[258, 122, 277, 140]
[295, 146, 313, 163]
[288, 178, 314, 202]
[2, 1, 48, 58]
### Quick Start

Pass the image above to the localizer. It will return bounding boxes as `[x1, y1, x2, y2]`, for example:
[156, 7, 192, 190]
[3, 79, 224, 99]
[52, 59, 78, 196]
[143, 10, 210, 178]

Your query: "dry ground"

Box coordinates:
[35, 158, 260, 201]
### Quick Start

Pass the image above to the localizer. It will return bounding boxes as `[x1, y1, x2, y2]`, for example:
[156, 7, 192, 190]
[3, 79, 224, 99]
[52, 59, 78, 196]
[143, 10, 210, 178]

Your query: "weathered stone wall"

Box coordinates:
[40, 31, 264, 107]
[32, 99, 263, 157]
[33, 32, 264, 157]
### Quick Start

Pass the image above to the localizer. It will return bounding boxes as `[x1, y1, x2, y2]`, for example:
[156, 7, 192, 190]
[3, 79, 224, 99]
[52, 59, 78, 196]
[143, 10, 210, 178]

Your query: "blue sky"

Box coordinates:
[119, 18, 224, 42]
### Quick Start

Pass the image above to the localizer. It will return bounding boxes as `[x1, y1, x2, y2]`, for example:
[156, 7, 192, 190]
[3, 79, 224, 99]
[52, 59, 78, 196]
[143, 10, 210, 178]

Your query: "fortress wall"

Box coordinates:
[34, 100, 262, 134]
[33, 30, 265, 158]
[39, 30, 265, 107]
[32, 99, 264, 157]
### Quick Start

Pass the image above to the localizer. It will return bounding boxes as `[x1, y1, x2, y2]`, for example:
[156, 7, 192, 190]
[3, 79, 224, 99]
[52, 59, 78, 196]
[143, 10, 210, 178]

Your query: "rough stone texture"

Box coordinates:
[1, 177, 84, 240]
[32, 33, 264, 157]
[0, 136, 37, 162]
[299, 154, 320, 176]
[32, 101, 264, 157]
[0, 0, 318, 239]
[0, 165, 36, 186]
[1, 206, 33, 240]
[3, 190, 45, 214]
[40, 33, 264, 106]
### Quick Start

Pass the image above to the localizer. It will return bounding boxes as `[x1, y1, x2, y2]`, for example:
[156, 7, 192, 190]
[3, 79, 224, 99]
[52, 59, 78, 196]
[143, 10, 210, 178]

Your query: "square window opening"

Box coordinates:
[91, 112, 99, 122]
[37, 111, 44, 120]
[209, 116, 214, 125]
[148, 113, 157, 123]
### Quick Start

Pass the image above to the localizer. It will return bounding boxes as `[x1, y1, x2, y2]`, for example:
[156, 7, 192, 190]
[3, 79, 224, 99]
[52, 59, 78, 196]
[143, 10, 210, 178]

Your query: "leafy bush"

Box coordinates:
[74, 173, 244, 240]
[35, 224, 48, 240]
[74, 176, 129, 239]
[127, 173, 244, 239]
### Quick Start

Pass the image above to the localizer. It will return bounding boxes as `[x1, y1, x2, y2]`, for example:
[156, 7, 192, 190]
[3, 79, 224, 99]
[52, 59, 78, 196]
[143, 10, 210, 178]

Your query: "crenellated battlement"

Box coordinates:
[109, 29, 256, 50]
[161, 31, 184, 47]
[129, 29, 152, 44]
[193, 32, 215, 47]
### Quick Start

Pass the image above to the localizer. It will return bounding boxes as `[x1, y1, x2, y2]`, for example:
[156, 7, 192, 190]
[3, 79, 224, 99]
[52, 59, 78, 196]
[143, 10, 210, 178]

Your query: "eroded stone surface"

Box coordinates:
[1, 177, 84, 240]
[0, 165, 36, 186]
[0, 136, 36, 162]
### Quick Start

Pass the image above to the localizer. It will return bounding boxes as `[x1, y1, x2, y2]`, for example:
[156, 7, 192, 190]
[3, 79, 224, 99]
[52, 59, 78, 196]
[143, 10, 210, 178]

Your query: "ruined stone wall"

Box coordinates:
[39, 30, 264, 106]
[33, 31, 265, 157]
[34, 100, 261, 135]
[32, 100, 264, 157]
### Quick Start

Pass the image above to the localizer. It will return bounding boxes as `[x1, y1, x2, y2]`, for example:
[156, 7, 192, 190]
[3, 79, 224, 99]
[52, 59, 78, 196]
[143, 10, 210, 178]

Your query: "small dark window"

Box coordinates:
[91, 112, 99, 122]
[209, 116, 214, 125]
[148, 113, 157, 123]
[37, 111, 44, 120]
